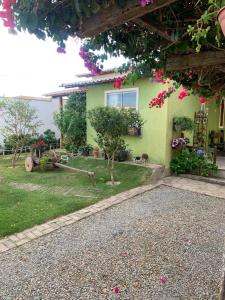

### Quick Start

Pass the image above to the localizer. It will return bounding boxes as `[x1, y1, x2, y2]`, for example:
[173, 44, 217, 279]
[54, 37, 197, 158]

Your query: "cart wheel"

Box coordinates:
[25, 156, 34, 172]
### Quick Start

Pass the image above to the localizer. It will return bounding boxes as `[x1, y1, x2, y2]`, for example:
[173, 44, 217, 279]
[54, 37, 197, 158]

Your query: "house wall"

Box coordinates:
[165, 91, 200, 166]
[207, 100, 221, 133]
[86, 78, 169, 165]
[0, 98, 60, 146]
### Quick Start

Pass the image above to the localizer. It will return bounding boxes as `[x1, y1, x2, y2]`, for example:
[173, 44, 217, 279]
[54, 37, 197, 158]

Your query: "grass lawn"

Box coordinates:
[0, 156, 152, 237]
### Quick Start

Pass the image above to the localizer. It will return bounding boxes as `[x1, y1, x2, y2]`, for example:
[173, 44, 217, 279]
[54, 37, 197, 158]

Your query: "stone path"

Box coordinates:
[163, 176, 225, 199]
[0, 181, 224, 299]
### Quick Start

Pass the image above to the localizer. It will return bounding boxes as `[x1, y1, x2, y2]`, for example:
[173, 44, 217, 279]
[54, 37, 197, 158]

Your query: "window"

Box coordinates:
[105, 89, 138, 110]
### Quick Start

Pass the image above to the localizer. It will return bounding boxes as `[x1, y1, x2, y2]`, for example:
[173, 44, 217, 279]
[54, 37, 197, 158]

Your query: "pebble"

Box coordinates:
[0, 186, 224, 299]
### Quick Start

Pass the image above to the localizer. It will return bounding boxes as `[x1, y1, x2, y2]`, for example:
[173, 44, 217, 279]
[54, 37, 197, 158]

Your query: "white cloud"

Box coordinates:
[0, 27, 126, 97]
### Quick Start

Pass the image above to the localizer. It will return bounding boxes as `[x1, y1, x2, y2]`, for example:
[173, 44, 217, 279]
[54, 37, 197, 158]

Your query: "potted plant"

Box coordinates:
[126, 109, 144, 136]
[117, 148, 129, 162]
[92, 146, 99, 159]
[173, 117, 194, 132]
[78, 144, 93, 156]
[171, 137, 190, 151]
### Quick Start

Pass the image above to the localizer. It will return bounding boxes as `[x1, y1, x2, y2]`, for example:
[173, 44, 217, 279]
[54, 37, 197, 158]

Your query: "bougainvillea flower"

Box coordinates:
[114, 287, 120, 294]
[139, 0, 154, 7]
[199, 97, 207, 104]
[0, 0, 16, 29]
[79, 47, 101, 76]
[178, 89, 188, 100]
[113, 77, 124, 89]
[0, 11, 9, 18]
[2, 0, 16, 10]
[160, 276, 167, 284]
[57, 47, 66, 54]
[154, 69, 164, 82]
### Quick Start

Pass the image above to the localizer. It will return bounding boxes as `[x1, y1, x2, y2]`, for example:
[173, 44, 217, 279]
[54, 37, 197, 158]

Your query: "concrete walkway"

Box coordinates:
[0, 179, 224, 299]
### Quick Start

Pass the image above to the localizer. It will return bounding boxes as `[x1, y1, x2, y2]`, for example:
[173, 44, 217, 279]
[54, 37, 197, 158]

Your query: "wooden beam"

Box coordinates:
[133, 18, 173, 42]
[79, 0, 178, 37]
[167, 51, 225, 70]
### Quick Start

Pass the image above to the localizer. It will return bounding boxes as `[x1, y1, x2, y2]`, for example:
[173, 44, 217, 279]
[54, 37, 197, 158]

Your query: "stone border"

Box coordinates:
[0, 183, 160, 254]
[219, 253, 225, 300]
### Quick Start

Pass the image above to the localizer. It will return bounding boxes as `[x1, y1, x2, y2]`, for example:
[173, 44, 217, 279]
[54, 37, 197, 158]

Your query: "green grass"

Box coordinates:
[0, 156, 152, 237]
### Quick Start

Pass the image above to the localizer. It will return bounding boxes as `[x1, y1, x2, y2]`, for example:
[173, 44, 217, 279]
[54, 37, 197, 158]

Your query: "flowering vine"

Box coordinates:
[139, 0, 154, 7]
[0, 0, 16, 29]
[113, 77, 126, 89]
[149, 69, 208, 109]
[57, 47, 66, 54]
[79, 47, 101, 76]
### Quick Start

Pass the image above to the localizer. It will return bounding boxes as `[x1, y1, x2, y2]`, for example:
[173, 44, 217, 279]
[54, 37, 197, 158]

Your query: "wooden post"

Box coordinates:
[213, 146, 217, 165]
[59, 96, 64, 149]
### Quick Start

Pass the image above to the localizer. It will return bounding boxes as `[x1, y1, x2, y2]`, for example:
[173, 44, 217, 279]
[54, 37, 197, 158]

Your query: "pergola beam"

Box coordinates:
[167, 51, 225, 70]
[133, 18, 173, 42]
[79, 0, 178, 37]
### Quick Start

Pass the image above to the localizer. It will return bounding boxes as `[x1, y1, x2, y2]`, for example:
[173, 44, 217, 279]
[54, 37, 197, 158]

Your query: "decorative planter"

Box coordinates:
[127, 127, 141, 136]
[218, 6, 225, 36]
[93, 149, 99, 159]
[173, 144, 186, 151]
[117, 150, 128, 162]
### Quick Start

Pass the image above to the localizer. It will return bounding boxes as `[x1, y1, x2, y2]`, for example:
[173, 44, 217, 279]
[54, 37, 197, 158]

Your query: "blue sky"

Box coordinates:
[0, 27, 125, 97]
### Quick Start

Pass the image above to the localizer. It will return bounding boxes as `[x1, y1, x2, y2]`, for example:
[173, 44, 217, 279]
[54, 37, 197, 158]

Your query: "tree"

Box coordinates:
[38, 129, 57, 146]
[0, 100, 40, 167]
[88, 107, 143, 185]
[54, 93, 86, 152]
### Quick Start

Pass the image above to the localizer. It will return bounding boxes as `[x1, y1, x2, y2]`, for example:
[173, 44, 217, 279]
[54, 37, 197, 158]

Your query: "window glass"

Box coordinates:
[106, 90, 137, 109]
[106, 93, 122, 108]
[122, 91, 137, 109]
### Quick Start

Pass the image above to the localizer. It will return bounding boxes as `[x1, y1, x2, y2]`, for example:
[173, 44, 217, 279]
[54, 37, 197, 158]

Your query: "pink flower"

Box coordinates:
[160, 276, 167, 284]
[113, 77, 124, 89]
[199, 97, 207, 104]
[139, 0, 154, 7]
[178, 89, 188, 100]
[114, 287, 119, 294]
[0, 0, 16, 29]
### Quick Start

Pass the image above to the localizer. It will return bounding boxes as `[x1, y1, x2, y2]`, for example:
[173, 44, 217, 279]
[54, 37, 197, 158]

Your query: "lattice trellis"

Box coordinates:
[193, 110, 208, 150]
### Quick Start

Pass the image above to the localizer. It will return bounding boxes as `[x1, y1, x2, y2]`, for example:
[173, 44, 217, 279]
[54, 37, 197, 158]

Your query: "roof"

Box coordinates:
[43, 88, 87, 98]
[76, 69, 115, 78]
[14, 95, 51, 102]
[62, 71, 128, 89]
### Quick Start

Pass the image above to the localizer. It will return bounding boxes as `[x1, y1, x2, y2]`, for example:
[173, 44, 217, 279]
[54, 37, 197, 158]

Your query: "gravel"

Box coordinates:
[0, 185, 224, 300]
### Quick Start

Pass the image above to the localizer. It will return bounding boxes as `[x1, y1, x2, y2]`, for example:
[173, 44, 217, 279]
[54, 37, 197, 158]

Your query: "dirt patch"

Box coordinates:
[106, 181, 121, 186]
[9, 182, 96, 198]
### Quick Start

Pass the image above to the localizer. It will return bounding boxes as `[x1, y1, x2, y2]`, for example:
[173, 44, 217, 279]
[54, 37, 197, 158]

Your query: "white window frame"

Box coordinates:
[104, 88, 139, 110]
[219, 98, 225, 129]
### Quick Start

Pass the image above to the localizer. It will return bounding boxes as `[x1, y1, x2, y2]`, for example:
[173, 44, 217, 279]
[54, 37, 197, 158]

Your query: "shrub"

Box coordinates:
[54, 93, 86, 150]
[88, 107, 143, 184]
[39, 155, 49, 171]
[170, 149, 218, 177]
[173, 116, 194, 132]
[78, 144, 93, 156]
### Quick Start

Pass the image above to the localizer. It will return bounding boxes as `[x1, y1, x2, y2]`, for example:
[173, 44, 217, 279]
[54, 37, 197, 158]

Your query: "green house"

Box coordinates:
[57, 71, 225, 169]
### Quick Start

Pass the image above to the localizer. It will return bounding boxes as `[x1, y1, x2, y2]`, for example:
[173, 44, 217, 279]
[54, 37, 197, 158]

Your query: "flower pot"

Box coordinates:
[128, 127, 141, 136]
[218, 6, 225, 36]
[117, 150, 128, 162]
[93, 149, 99, 159]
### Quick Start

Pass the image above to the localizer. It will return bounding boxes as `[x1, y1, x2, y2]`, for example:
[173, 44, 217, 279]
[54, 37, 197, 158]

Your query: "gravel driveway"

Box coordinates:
[0, 185, 224, 300]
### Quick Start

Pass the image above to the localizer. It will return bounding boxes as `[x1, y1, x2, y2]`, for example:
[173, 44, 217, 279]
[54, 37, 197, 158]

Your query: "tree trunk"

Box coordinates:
[12, 149, 17, 168]
[110, 153, 115, 185]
